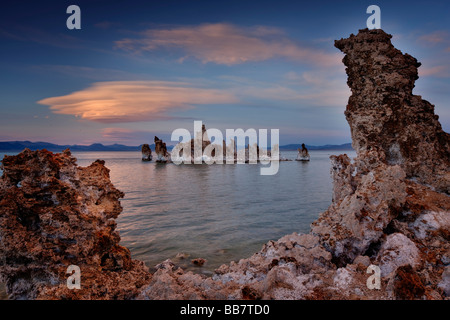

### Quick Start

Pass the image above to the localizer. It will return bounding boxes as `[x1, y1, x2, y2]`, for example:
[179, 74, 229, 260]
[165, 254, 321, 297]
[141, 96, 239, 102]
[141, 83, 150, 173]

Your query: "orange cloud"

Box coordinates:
[115, 23, 340, 66]
[38, 81, 239, 123]
[101, 127, 155, 142]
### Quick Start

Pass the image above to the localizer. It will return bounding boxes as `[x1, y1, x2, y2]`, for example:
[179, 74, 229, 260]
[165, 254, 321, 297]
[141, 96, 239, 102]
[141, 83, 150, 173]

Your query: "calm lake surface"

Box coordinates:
[0, 150, 356, 277]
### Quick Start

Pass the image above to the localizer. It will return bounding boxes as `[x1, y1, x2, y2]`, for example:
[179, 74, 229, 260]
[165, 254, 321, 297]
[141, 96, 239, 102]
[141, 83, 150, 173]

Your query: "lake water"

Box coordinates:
[0, 150, 356, 278]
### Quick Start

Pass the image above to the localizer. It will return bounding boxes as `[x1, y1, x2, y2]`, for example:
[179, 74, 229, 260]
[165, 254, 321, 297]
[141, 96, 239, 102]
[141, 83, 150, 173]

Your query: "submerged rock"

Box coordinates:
[191, 258, 207, 267]
[334, 29, 449, 193]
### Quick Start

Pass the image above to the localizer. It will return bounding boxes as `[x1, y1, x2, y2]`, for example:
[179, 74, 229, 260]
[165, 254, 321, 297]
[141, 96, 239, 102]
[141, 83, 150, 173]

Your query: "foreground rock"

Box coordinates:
[296, 143, 310, 161]
[0, 149, 151, 299]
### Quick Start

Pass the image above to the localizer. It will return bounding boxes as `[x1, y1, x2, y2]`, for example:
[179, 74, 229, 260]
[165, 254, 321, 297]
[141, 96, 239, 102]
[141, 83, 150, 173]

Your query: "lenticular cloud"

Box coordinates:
[38, 81, 239, 123]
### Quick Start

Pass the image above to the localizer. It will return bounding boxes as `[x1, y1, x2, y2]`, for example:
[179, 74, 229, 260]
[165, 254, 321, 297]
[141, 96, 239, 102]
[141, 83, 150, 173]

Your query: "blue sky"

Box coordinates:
[0, 0, 449, 145]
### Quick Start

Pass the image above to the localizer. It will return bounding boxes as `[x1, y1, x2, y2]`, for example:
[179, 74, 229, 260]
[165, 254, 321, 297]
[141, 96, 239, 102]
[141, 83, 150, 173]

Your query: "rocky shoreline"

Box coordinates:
[0, 29, 449, 300]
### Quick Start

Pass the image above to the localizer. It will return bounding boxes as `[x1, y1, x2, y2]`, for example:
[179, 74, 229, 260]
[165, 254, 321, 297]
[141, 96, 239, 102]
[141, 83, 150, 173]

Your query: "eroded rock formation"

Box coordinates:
[154, 136, 171, 163]
[0, 149, 151, 299]
[141, 144, 152, 161]
[296, 143, 310, 161]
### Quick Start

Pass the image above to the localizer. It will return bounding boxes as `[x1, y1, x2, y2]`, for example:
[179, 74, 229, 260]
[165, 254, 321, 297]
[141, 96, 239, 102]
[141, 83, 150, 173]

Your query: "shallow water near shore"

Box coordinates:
[0, 150, 355, 281]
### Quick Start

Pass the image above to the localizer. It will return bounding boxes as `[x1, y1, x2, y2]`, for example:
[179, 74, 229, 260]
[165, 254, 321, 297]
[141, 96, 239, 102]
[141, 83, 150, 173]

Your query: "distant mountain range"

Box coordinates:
[279, 143, 353, 151]
[0, 141, 353, 152]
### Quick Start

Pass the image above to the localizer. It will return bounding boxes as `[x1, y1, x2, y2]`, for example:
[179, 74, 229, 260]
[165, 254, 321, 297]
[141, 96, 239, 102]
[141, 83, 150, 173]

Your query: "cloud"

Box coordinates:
[418, 31, 449, 45]
[413, 30, 450, 78]
[37, 81, 239, 123]
[38, 69, 351, 125]
[419, 65, 449, 78]
[115, 23, 340, 66]
[101, 127, 153, 142]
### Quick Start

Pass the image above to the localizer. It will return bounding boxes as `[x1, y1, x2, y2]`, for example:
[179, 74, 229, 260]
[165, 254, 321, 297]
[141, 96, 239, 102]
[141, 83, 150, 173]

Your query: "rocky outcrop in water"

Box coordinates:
[0, 149, 151, 299]
[141, 144, 152, 161]
[0, 29, 448, 300]
[171, 124, 277, 163]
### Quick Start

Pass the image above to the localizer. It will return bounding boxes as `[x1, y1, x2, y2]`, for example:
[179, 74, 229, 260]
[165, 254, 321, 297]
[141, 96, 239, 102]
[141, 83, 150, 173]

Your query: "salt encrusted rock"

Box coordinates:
[312, 163, 408, 265]
[0, 149, 151, 299]
[353, 255, 371, 267]
[438, 267, 450, 297]
[376, 233, 420, 277]
[191, 258, 206, 267]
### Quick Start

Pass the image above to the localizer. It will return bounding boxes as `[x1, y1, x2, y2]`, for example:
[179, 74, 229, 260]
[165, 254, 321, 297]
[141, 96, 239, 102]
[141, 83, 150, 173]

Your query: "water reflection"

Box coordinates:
[0, 150, 356, 276]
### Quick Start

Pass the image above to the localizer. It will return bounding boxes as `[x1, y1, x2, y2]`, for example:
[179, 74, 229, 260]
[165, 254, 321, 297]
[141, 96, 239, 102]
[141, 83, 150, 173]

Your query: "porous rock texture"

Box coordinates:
[0, 29, 449, 300]
[0, 149, 151, 299]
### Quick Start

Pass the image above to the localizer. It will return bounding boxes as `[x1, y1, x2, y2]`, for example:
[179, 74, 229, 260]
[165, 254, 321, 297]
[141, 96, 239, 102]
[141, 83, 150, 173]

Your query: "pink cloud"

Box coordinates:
[38, 81, 239, 123]
[115, 23, 341, 66]
[418, 31, 449, 44]
[419, 65, 449, 78]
